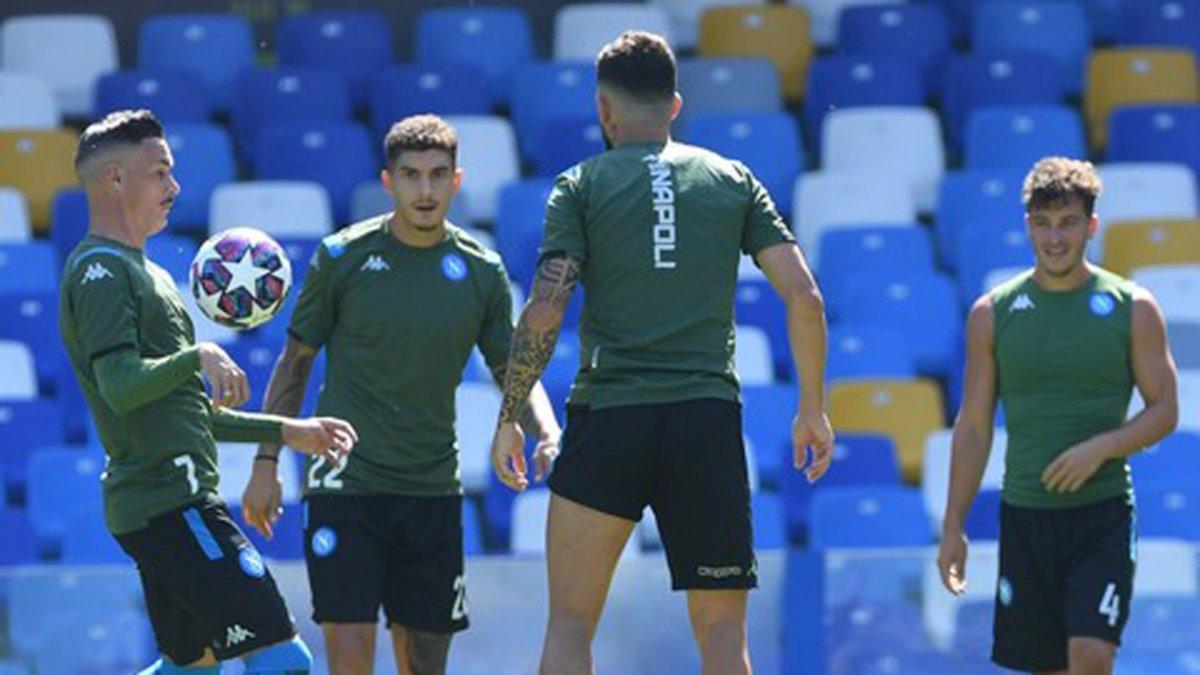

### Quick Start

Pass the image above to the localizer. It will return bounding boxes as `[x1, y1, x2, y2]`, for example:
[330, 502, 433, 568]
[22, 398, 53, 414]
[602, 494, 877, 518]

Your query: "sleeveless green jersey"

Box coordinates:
[539, 140, 795, 409]
[991, 267, 1137, 508]
[288, 218, 514, 497]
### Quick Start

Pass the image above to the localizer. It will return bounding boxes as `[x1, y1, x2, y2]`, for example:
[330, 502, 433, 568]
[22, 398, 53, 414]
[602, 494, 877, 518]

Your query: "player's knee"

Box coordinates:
[138, 659, 220, 674]
[242, 636, 314, 674]
[1068, 638, 1115, 673]
[407, 631, 452, 675]
[325, 627, 374, 672]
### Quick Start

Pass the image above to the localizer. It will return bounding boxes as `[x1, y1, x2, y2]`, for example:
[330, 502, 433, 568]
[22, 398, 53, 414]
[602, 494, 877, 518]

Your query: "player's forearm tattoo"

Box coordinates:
[499, 255, 581, 424]
[491, 364, 539, 433]
[258, 344, 316, 457]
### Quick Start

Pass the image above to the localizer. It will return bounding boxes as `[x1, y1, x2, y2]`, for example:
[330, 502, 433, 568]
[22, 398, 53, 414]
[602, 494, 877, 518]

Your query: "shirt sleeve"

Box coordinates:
[209, 407, 286, 444]
[740, 165, 796, 257]
[477, 261, 516, 379]
[287, 242, 337, 348]
[68, 251, 139, 362]
[93, 347, 201, 414]
[538, 166, 587, 264]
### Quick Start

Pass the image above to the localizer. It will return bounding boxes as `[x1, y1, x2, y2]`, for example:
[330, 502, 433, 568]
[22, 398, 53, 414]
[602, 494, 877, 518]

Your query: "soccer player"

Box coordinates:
[241, 114, 561, 675]
[937, 157, 1179, 674]
[489, 32, 834, 674]
[59, 109, 359, 674]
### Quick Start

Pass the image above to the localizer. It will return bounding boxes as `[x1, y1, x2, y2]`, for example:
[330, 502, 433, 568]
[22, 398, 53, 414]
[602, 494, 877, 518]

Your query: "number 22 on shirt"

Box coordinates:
[308, 455, 348, 490]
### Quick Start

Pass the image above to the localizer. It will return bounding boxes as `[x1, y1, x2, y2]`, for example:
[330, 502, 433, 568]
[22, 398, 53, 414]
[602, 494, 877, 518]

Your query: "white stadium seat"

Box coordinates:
[1133, 264, 1200, 323]
[0, 14, 118, 116]
[350, 181, 472, 227]
[554, 4, 674, 61]
[921, 427, 1008, 535]
[793, 171, 917, 265]
[0, 188, 32, 242]
[735, 325, 774, 385]
[821, 106, 946, 212]
[652, 0, 763, 48]
[456, 381, 502, 493]
[209, 181, 333, 238]
[0, 72, 60, 129]
[983, 266, 1030, 293]
[1130, 368, 1200, 432]
[788, 0, 903, 46]
[217, 442, 302, 505]
[1096, 163, 1199, 259]
[442, 116, 519, 224]
[511, 487, 551, 555]
[0, 340, 38, 400]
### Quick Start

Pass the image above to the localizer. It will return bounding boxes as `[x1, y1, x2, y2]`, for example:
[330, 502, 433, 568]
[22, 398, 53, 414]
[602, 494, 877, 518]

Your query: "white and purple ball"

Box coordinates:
[189, 227, 292, 330]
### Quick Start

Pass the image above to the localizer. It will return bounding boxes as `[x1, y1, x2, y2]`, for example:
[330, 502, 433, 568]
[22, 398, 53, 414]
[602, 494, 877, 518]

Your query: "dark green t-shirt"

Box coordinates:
[60, 236, 218, 534]
[539, 140, 795, 409]
[289, 218, 514, 496]
[991, 267, 1137, 508]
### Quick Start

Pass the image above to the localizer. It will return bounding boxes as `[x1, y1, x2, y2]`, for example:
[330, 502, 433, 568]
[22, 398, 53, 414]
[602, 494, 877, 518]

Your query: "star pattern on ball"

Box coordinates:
[222, 247, 273, 298]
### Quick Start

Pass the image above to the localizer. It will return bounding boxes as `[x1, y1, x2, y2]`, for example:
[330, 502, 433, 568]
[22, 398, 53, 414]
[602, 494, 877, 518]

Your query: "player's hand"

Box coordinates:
[243, 460, 283, 540]
[937, 526, 969, 596]
[491, 421, 528, 491]
[793, 408, 834, 483]
[282, 417, 358, 465]
[532, 428, 561, 483]
[197, 341, 250, 408]
[1041, 438, 1110, 493]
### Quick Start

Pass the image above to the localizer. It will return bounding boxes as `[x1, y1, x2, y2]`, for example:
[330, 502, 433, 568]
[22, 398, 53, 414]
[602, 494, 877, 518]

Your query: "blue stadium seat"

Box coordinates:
[803, 56, 924, 151]
[275, 236, 321, 287]
[542, 330, 581, 412]
[235, 502, 304, 560]
[0, 659, 31, 675]
[163, 123, 235, 233]
[57, 374, 90, 444]
[533, 116, 605, 177]
[1118, 0, 1200, 55]
[254, 122, 376, 224]
[94, 69, 210, 123]
[676, 58, 782, 128]
[416, 7, 534, 106]
[1122, 597, 1200, 652]
[753, 493, 785, 550]
[964, 105, 1087, 169]
[0, 291, 62, 394]
[683, 111, 803, 218]
[495, 178, 554, 286]
[138, 14, 255, 111]
[371, 63, 491, 141]
[144, 233, 196, 285]
[31, 607, 153, 675]
[222, 338, 278, 411]
[780, 433, 900, 541]
[0, 511, 39, 564]
[233, 68, 353, 164]
[26, 445, 105, 543]
[0, 242, 56, 293]
[276, 10, 392, 108]
[1133, 431, 1200, 490]
[972, 2, 1091, 94]
[941, 53, 1066, 150]
[463, 498, 483, 555]
[838, 271, 962, 377]
[956, 222, 1034, 299]
[837, 5, 952, 95]
[936, 168, 1028, 269]
[818, 226, 935, 310]
[8, 569, 143, 659]
[1139, 484, 1200, 539]
[50, 188, 88, 264]
[827, 324, 916, 382]
[735, 279, 791, 380]
[61, 507, 129, 563]
[1108, 104, 1200, 178]
[510, 61, 597, 166]
[741, 384, 797, 489]
[964, 488, 1001, 540]
[809, 486, 932, 548]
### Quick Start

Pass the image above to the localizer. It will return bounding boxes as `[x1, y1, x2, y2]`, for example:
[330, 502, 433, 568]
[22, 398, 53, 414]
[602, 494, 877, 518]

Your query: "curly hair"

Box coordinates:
[384, 114, 458, 170]
[1022, 157, 1103, 216]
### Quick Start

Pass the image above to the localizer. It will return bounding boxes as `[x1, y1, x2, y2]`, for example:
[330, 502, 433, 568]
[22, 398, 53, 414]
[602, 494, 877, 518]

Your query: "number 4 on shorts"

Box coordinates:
[1098, 582, 1120, 627]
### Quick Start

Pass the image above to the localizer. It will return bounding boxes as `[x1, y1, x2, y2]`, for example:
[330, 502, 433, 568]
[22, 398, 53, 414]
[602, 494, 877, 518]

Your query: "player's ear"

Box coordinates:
[1086, 212, 1099, 238]
[669, 92, 682, 122]
[380, 168, 393, 193]
[452, 167, 463, 192]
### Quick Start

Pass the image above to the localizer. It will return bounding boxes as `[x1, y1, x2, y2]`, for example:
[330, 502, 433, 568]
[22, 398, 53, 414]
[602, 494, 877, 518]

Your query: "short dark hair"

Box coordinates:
[384, 115, 458, 170]
[75, 109, 164, 176]
[1023, 157, 1103, 216]
[596, 31, 676, 102]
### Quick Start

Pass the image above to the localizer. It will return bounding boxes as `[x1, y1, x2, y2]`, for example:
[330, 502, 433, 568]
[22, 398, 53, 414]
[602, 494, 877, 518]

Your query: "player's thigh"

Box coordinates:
[545, 492, 636, 620]
[654, 399, 755, 591]
[305, 495, 390, 624]
[383, 496, 469, 635]
[546, 404, 657, 522]
[993, 502, 1069, 672]
[1063, 498, 1135, 648]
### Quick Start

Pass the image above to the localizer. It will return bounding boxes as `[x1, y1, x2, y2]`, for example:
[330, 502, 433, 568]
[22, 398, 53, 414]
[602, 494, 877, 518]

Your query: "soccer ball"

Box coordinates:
[189, 227, 292, 330]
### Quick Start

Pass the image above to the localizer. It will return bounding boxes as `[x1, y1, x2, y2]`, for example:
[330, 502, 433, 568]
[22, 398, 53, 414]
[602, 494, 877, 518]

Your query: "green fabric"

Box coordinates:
[93, 346, 201, 414]
[288, 218, 514, 496]
[991, 267, 1137, 508]
[210, 408, 285, 445]
[539, 140, 795, 409]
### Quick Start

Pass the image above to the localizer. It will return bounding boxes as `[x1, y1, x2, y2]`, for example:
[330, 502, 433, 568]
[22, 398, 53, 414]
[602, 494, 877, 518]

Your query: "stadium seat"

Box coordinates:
[50, 188, 88, 263]
[826, 324, 916, 382]
[94, 70, 210, 123]
[0, 14, 117, 116]
[0, 400, 64, 498]
[0, 511, 38, 564]
[839, 271, 962, 377]
[1133, 265, 1200, 323]
[822, 107, 945, 212]
[233, 68, 353, 163]
[164, 123, 235, 232]
[0, 291, 62, 392]
[683, 111, 803, 217]
[793, 172, 918, 265]
[0, 241, 57, 294]
[676, 58, 782, 128]
[1102, 219, 1200, 276]
[0, 130, 78, 234]
[0, 72, 59, 129]
[138, 14, 255, 111]
[735, 325, 775, 385]
[922, 427, 1009, 536]
[1118, 0, 1200, 55]
[215, 442, 302, 508]
[963, 105, 1087, 169]
[803, 56, 924, 150]
[809, 486, 931, 548]
[533, 116, 606, 177]
[26, 445, 105, 542]
[957, 223, 1035, 300]
[935, 169, 1030, 268]
[789, 0, 905, 46]
[653, 0, 764, 48]
[441, 116, 520, 224]
[818, 225, 935, 306]
[1107, 104, 1200, 178]
[829, 378, 947, 483]
[144, 234, 195, 285]
[457, 382, 502, 493]
[461, 498, 484, 555]
[232, 502, 303, 560]
[1167, 320, 1200, 368]
[972, 2, 1091, 95]
[1134, 431, 1200, 491]
[941, 53, 1066, 151]
[415, 7, 534, 106]
[753, 493, 786, 549]
[370, 64, 491, 141]
[735, 279, 790, 379]
[1139, 484, 1200, 539]
[1095, 163, 1199, 257]
[0, 188, 31, 242]
[276, 10, 393, 108]
[209, 181, 334, 239]
[253, 122, 375, 224]
[510, 487, 551, 554]
[8, 567, 143, 658]
[964, 488, 1001, 540]
[1085, 49, 1200, 149]
[61, 508, 129, 563]
[741, 384, 798, 488]
[350, 181, 470, 230]
[554, 4, 673, 61]
[837, 5, 951, 95]
[698, 6, 814, 100]
[510, 61, 597, 164]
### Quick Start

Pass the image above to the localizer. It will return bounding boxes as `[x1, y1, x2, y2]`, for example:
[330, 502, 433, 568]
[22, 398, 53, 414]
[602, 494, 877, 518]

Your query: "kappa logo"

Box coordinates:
[80, 262, 114, 284]
[224, 624, 256, 647]
[1010, 293, 1036, 312]
[360, 254, 390, 272]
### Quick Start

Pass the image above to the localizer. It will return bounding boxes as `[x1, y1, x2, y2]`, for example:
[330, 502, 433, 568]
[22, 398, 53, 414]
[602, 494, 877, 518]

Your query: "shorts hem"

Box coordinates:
[547, 482, 641, 523]
[384, 615, 470, 635]
[992, 654, 1066, 673]
[670, 579, 758, 592]
[212, 628, 297, 662]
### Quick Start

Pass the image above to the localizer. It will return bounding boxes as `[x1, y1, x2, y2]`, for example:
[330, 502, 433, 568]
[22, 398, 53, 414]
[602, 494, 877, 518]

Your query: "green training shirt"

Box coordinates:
[539, 140, 795, 409]
[289, 217, 514, 497]
[991, 267, 1137, 508]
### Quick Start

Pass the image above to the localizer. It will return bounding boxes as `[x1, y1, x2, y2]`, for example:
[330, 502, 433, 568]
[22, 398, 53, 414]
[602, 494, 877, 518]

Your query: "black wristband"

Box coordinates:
[253, 454, 279, 463]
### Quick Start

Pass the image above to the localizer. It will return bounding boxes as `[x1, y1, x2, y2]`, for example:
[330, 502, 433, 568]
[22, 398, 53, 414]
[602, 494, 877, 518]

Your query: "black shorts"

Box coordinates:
[993, 496, 1137, 672]
[303, 494, 468, 633]
[547, 398, 756, 591]
[115, 494, 296, 664]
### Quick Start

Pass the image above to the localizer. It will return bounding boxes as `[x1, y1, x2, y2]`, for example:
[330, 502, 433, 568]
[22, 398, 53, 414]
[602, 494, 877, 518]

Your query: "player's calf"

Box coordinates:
[242, 636, 314, 674]
[1067, 637, 1115, 675]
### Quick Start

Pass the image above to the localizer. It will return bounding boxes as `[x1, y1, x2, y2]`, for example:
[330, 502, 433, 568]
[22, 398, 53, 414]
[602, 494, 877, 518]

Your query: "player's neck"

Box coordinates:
[87, 199, 147, 250]
[389, 213, 445, 249]
[1032, 261, 1093, 292]
[611, 123, 671, 147]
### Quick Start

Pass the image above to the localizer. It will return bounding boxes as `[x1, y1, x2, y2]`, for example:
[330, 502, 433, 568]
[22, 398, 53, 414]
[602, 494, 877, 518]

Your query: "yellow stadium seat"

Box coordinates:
[830, 378, 946, 484]
[1085, 49, 1199, 149]
[698, 6, 813, 100]
[0, 130, 77, 234]
[1103, 219, 1200, 277]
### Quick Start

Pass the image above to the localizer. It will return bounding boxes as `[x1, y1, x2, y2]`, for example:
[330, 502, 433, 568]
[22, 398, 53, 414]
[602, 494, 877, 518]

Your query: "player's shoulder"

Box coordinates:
[447, 223, 504, 268]
[987, 268, 1036, 305]
[318, 215, 388, 262]
[1090, 265, 1138, 299]
[64, 239, 137, 288]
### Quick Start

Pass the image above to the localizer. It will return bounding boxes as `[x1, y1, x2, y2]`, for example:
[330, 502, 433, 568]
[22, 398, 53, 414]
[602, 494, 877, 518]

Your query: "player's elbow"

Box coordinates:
[782, 284, 825, 320]
[97, 379, 137, 416]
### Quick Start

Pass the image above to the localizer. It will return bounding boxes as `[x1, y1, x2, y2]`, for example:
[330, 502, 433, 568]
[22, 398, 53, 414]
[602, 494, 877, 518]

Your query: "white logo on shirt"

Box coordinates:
[80, 262, 114, 284]
[1010, 294, 1036, 312]
[224, 624, 256, 647]
[360, 254, 390, 272]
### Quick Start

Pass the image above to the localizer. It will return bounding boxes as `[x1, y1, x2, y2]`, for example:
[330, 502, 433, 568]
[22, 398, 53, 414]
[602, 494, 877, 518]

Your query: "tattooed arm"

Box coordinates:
[491, 365, 562, 482]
